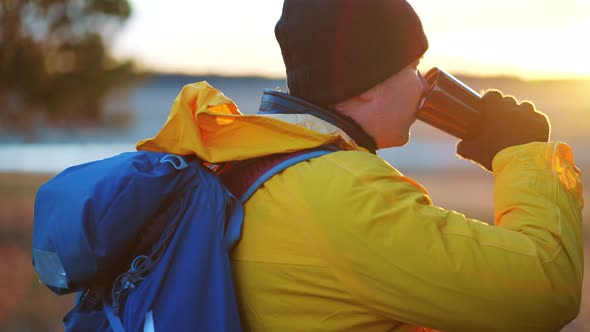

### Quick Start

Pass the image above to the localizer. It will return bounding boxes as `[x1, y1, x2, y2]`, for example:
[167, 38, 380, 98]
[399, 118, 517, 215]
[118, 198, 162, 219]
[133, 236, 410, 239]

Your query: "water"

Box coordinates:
[1, 75, 588, 173]
[0, 75, 287, 173]
[0, 139, 472, 173]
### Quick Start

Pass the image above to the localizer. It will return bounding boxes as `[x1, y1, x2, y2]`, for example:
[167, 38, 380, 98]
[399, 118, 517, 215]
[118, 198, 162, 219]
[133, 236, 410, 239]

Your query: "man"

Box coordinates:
[138, 0, 583, 330]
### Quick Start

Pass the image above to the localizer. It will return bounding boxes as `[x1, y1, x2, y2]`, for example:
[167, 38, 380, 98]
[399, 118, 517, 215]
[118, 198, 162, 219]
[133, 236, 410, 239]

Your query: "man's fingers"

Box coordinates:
[520, 101, 536, 113]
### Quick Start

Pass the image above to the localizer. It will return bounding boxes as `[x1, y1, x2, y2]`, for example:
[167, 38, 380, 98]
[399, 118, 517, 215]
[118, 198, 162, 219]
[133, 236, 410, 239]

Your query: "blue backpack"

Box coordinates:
[32, 147, 335, 332]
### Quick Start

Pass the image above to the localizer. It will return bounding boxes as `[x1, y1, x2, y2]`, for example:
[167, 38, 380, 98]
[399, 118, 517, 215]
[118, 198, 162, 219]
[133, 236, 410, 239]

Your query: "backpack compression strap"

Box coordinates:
[221, 146, 338, 203]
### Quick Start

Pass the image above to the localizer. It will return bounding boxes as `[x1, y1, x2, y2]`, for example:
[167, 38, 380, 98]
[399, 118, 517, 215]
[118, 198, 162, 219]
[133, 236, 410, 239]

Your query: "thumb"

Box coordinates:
[455, 139, 493, 172]
[456, 139, 472, 159]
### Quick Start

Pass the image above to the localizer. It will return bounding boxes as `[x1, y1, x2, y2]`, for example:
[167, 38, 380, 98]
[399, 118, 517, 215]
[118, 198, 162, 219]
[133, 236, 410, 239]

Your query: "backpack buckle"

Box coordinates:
[80, 288, 103, 310]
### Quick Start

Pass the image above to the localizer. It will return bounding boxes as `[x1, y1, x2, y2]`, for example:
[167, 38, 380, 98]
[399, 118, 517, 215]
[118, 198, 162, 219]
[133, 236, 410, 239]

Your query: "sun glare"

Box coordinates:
[112, 0, 590, 80]
[423, 12, 590, 80]
[549, 18, 590, 78]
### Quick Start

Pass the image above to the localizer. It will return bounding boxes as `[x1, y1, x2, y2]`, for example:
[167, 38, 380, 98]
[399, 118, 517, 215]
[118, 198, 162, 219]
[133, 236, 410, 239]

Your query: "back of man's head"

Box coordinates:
[275, 0, 428, 107]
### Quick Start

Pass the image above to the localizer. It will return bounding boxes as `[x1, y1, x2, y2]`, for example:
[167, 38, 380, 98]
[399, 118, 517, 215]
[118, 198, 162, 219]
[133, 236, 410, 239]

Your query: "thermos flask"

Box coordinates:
[416, 67, 483, 139]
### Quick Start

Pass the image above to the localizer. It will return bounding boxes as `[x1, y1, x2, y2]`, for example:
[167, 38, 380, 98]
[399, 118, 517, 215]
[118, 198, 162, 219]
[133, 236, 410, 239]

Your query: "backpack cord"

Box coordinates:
[110, 196, 187, 316]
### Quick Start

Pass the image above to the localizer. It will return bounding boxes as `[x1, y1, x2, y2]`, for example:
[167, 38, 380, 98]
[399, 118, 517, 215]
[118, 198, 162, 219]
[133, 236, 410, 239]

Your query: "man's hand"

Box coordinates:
[456, 90, 550, 172]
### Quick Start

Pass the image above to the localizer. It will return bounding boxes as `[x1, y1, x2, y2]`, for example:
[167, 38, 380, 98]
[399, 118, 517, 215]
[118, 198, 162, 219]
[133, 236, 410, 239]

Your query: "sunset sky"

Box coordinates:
[111, 0, 590, 80]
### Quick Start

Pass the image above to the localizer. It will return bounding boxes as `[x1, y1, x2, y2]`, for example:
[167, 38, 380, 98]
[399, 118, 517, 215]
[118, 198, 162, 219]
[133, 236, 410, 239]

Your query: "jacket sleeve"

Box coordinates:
[304, 142, 584, 332]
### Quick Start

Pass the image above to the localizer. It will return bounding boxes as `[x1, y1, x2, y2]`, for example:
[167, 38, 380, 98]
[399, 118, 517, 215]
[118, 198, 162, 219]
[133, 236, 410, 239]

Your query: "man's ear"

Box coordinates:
[353, 89, 374, 103]
[359, 77, 392, 105]
[331, 87, 375, 111]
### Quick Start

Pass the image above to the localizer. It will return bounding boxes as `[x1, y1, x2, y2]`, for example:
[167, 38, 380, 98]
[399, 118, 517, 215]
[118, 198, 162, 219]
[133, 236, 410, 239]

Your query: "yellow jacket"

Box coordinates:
[138, 82, 584, 332]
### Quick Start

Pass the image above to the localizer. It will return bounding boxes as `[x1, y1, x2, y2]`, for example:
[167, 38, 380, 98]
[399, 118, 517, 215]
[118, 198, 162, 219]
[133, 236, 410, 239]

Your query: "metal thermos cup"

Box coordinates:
[416, 67, 483, 139]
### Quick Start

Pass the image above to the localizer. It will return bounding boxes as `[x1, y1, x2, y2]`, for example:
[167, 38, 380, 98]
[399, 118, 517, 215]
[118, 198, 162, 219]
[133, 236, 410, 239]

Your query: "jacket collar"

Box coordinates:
[258, 90, 378, 154]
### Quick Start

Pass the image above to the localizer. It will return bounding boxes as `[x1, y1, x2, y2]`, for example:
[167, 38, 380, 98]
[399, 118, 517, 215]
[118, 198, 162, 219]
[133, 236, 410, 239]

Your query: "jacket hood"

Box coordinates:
[136, 81, 365, 162]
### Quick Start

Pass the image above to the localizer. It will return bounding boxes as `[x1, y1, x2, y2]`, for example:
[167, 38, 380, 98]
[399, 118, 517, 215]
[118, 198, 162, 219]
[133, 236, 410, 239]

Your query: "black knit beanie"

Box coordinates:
[275, 0, 429, 107]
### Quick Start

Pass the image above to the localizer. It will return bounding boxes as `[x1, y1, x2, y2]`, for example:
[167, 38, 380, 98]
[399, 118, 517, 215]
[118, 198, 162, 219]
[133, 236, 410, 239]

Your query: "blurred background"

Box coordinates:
[0, 0, 588, 331]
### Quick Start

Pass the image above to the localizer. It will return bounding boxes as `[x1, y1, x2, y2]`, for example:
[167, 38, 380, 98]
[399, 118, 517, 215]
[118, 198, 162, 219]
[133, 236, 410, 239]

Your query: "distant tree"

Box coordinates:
[0, 0, 135, 133]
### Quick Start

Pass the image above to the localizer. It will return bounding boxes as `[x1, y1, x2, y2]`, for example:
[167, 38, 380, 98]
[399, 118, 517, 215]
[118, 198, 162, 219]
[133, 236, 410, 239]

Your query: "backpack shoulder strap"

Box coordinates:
[221, 146, 339, 204]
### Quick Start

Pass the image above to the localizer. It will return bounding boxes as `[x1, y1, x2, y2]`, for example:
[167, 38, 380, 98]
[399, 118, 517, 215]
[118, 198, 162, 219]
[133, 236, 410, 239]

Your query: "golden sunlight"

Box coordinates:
[422, 14, 590, 80]
[547, 17, 590, 78]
